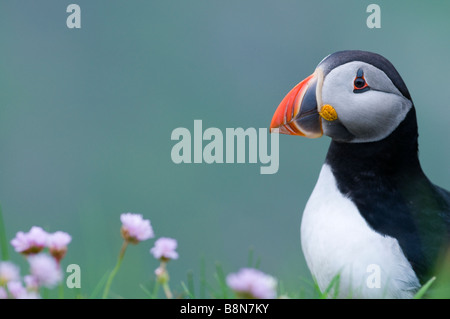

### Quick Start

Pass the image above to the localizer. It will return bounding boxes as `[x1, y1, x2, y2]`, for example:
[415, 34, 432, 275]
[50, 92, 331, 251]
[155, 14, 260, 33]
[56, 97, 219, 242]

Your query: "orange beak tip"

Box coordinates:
[269, 72, 323, 138]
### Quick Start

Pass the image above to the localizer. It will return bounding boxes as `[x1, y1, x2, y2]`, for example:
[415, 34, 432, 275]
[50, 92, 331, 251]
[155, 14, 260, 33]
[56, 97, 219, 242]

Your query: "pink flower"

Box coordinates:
[10, 226, 49, 255]
[0, 287, 7, 299]
[120, 213, 154, 243]
[28, 253, 62, 288]
[150, 237, 179, 261]
[4, 279, 41, 299]
[0, 261, 20, 285]
[8, 281, 40, 299]
[48, 231, 71, 250]
[226, 268, 277, 299]
[48, 231, 72, 262]
[7, 281, 26, 299]
[24, 275, 39, 291]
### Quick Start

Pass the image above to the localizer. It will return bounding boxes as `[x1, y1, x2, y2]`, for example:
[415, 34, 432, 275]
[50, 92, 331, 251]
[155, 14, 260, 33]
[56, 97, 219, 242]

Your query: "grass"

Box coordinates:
[0, 203, 9, 261]
[413, 276, 436, 299]
[0, 207, 448, 299]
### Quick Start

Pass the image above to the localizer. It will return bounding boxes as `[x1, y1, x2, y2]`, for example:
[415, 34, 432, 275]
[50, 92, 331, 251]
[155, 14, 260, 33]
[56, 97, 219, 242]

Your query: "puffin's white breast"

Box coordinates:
[300, 164, 420, 298]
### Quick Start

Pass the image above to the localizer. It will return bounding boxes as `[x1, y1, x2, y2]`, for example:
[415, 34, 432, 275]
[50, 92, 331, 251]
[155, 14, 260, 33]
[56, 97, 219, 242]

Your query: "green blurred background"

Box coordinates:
[0, 0, 449, 298]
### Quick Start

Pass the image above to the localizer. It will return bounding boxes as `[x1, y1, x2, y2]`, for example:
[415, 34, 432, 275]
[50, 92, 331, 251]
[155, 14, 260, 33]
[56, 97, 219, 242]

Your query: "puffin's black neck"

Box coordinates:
[325, 107, 422, 178]
[324, 107, 438, 281]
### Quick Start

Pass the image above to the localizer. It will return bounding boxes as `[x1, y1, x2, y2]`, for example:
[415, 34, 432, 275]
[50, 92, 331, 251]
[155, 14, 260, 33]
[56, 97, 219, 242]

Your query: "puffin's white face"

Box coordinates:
[320, 61, 412, 143]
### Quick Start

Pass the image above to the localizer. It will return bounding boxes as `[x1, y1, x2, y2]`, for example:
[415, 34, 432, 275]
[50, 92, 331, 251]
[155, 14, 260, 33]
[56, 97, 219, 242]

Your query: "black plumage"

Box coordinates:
[325, 81, 450, 284]
[271, 50, 450, 296]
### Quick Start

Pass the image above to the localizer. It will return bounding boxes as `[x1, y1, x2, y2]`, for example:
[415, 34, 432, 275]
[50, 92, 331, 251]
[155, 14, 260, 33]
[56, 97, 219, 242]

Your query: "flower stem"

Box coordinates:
[160, 261, 173, 299]
[155, 261, 174, 299]
[102, 241, 128, 299]
[162, 282, 173, 299]
[58, 282, 64, 299]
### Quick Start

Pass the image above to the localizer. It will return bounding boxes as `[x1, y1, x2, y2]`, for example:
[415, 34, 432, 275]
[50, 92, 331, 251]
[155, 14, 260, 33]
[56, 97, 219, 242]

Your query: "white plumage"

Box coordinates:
[300, 164, 420, 298]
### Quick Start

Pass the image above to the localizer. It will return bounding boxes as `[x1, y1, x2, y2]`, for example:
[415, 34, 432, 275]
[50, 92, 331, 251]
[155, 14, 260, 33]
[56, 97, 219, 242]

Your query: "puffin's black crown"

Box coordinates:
[318, 50, 411, 101]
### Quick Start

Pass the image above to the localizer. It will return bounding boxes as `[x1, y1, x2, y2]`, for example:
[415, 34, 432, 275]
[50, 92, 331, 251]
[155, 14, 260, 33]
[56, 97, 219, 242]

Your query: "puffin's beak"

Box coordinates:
[270, 70, 323, 138]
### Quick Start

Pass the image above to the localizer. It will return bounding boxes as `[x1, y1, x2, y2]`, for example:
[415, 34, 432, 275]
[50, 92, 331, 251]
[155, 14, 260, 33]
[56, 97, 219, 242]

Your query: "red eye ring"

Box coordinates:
[354, 75, 368, 90]
[353, 69, 370, 93]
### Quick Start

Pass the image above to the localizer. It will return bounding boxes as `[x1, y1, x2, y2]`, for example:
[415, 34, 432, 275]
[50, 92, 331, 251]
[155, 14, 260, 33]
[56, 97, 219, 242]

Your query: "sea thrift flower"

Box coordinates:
[151, 238, 177, 299]
[0, 261, 20, 285]
[28, 253, 62, 288]
[7, 280, 40, 299]
[120, 213, 154, 243]
[48, 231, 72, 262]
[10, 226, 48, 255]
[0, 287, 7, 299]
[7, 281, 26, 299]
[226, 268, 277, 299]
[24, 275, 39, 291]
[150, 237, 179, 261]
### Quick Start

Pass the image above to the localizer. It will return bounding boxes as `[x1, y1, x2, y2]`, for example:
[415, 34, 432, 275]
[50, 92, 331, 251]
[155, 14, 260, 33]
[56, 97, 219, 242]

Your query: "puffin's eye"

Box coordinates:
[354, 78, 366, 88]
[353, 68, 370, 93]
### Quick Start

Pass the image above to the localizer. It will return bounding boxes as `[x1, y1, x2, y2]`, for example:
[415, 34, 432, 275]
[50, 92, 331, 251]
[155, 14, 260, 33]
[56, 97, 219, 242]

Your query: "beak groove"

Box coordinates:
[270, 71, 323, 138]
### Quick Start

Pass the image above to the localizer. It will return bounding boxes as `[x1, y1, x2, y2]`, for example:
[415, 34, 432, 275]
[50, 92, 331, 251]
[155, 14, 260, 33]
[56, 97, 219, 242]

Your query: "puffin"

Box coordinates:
[270, 50, 450, 298]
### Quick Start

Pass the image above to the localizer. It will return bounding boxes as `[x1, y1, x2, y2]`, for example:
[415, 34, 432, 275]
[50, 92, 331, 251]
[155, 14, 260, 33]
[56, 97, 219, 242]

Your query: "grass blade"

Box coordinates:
[187, 270, 196, 298]
[140, 284, 153, 298]
[414, 276, 436, 299]
[247, 246, 254, 267]
[181, 281, 195, 299]
[320, 273, 340, 299]
[0, 203, 10, 260]
[200, 256, 206, 298]
[254, 256, 261, 269]
[89, 271, 109, 299]
[214, 262, 229, 299]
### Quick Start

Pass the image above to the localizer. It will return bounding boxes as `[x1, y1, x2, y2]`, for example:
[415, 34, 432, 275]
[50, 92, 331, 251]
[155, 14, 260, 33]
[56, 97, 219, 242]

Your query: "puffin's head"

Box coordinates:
[270, 50, 413, 143]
